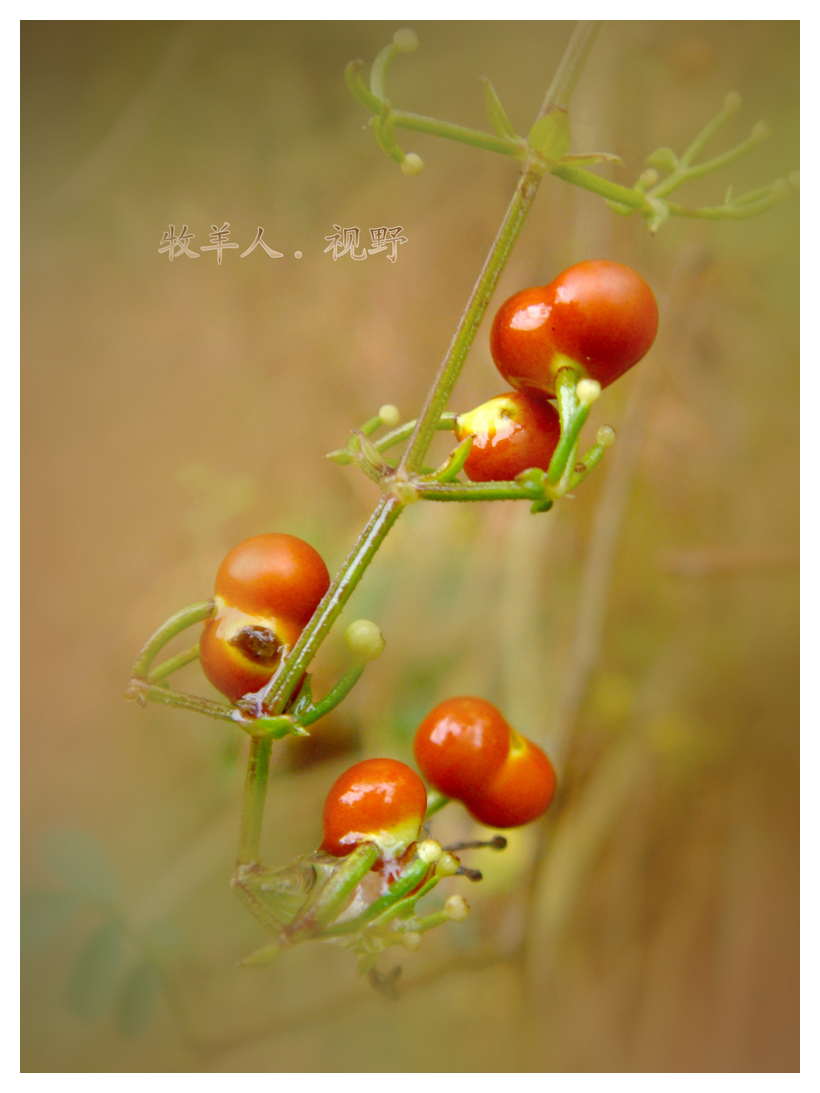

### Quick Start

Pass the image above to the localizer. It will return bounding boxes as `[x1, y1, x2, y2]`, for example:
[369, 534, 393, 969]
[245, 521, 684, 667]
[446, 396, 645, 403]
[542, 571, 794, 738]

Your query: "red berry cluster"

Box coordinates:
[456, 260, 659, 482]
[414, 696, 556, 827]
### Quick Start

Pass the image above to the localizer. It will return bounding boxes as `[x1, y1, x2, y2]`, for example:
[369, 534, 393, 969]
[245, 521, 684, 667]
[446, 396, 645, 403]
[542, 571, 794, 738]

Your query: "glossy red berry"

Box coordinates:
[455, 392, 561, 482]
[200, 533, 330, 704]
[490, 260, 659, 396]
[465, 731, 556, 828]
[320, 758, 428, 862]
[413, 697, 556, 829]
[414, 697, 511, 801]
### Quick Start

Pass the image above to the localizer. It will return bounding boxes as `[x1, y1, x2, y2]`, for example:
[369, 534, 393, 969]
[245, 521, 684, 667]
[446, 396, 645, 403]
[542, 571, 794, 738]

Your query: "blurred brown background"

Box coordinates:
[21, 21, 799, 1073]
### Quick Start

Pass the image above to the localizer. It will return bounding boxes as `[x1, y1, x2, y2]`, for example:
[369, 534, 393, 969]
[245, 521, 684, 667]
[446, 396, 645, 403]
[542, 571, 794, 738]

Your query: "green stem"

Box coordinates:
[237, 737, 273, 865]
[345, 60, 382, 113]
[299, 664, 365, 727]
[417, 481, 544, 503]
[535, 21, 600, 118]
[148, 645, 199, 683]
[126, 678, 238, 723]
[131, 600, 214, 678]
[399, 160, 546, 475]
[664, 195, 781, 220]
[569, 442, 606, 489]
[376, 413, 458, 454]
[550, 162, 646, 209]
[263, 495, 404, 715]
[679, 94, 739, 168]
[392, 110, 525, 158]
[651, 130, 769, 200]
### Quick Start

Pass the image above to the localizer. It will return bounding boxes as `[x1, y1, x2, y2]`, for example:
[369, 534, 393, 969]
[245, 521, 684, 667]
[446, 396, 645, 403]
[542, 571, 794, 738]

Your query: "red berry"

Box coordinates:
[320, 758, 428, 862]
[455, 392, 561, 482]
[413, 697, 556, 829]
[414, 696, 511, 801]
[490, 260, 659, 396]
[215, 533, 330, 624]
[200, 533, 330, 704]
[466, 732, 556, 829]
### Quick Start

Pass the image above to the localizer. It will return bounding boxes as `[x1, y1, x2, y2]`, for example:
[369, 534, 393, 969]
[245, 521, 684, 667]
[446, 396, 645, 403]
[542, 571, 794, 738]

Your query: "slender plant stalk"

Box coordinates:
[233, 21, 600, 867]
[237, 737, 273, 864]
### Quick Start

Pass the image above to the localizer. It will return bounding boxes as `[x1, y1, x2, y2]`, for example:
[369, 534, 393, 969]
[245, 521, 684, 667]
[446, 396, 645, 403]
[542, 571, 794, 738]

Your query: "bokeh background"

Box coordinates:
[21, 21, 799, 1073]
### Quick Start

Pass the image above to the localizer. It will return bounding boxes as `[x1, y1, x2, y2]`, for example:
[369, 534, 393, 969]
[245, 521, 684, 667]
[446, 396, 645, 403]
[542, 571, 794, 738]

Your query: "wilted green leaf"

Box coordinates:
[21, 891, 80, 954]
[66, 922, 126, 1019]
[118, 961, 162, 1036]
[43, 828, 116, 906]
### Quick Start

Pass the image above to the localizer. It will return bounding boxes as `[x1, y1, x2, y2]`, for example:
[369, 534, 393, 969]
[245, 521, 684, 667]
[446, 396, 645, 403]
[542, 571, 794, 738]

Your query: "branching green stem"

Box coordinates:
[391, 109, 525, 158]
[131, 600, 214, 678]
[298, 664, 365, 727]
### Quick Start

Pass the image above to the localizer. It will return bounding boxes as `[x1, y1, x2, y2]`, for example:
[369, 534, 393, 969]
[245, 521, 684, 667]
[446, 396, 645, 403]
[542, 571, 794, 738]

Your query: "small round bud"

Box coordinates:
[788, 170, 800, 191]
[724, 91, 742, 112]
[752, 120, 772, 142]
[344, 619, 385, 662]
[639, 168, 659, 187]
[771, 178, 790, 201]
[436, 851, 460, 877]
[444, 894, 470, 922]
[379, 404, 400, 428]
[393, 29, 418, 54]
[576, 378, 601, 406]
[417, 839, 443, 864]
[402, 930, 422, 952]
[401, 153, 424, 176]
[597, 425, 616, 448]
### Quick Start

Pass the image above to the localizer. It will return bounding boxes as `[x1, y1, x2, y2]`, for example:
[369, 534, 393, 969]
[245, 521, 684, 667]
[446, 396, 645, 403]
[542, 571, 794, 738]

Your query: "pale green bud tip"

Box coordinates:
[576, 378, 601, 406]
[771, 178, 791, 201]
[640, 168, 659, 186]
[401, 153, 424, 176]
[436, 851, 460, 877]
[788, 170, 800, 190]
[379, 404, 400, 428]
[752, 121, 772, 141]
[417, 839, 442, 864]
[597, 425, 616, 448]
[344, 619, 386, 662]
[393, 29, 418, 54]
[445, 894, 470, 922]
[724, 91, 742, 113]
[402, 931, 422, 952]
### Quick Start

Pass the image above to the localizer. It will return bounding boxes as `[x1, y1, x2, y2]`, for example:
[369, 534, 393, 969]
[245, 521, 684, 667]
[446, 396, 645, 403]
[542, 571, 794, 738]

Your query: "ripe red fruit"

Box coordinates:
[465, 732, 556, 828]
[320, 758, 429, 862]
[199, 533, 330, 704]
[455, 392, 561, 482]
[413, 697, 556, 829]
[414, 697, 511, 801]
[490, 260, 659, 396]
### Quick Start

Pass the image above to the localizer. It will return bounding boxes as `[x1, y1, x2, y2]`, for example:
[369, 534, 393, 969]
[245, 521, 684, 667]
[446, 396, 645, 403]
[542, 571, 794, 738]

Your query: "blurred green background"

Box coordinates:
[21, 21, 799, 1073]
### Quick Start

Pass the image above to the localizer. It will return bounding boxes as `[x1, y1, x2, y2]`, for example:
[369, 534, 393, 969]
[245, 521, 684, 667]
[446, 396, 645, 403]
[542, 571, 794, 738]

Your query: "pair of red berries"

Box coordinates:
[320, 698, 556, 865]
[457, 260, 659, 482]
